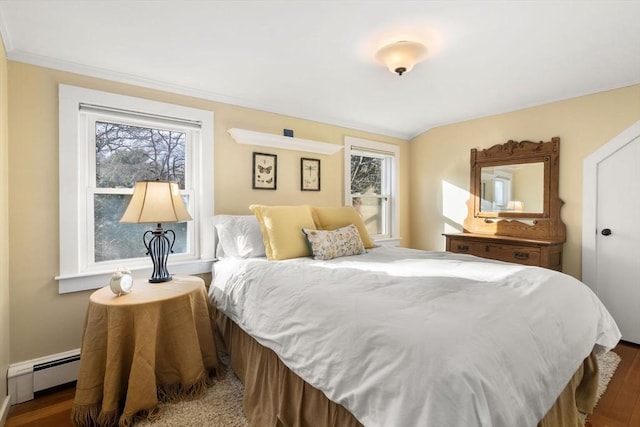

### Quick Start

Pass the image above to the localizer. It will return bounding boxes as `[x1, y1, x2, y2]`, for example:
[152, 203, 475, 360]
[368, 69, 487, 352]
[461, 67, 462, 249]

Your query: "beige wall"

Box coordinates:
[1, 34, 10, 402]
[409, 84, 640, 279]
[7, 61, 409, 362]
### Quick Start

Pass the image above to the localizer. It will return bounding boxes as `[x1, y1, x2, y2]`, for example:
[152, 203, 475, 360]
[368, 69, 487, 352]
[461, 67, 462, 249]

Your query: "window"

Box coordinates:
[344, 137, 399, 242]
[92, 115, 193, 263]
[58, 85, 214, 293]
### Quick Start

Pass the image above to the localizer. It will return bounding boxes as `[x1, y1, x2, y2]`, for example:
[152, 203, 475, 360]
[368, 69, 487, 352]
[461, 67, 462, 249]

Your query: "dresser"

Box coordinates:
[443, 233, 563, 270]
[448, 137, 566, 271]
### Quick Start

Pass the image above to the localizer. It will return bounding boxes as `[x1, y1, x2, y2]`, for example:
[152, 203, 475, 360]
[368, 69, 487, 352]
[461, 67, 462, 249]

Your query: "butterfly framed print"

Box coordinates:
[301, 158, 320, 191]
[253, 152, 277, 190]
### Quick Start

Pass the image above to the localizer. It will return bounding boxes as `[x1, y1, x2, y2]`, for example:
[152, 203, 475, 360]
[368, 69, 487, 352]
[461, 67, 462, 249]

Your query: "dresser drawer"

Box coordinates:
[484, 244, 541, 266]
[448, 238, 485, 256]
[448, 238, 541, 266]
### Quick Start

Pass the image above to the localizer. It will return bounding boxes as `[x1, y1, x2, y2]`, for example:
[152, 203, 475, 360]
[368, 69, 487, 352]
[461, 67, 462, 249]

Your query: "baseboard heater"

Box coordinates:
[7, 348, 81, 404]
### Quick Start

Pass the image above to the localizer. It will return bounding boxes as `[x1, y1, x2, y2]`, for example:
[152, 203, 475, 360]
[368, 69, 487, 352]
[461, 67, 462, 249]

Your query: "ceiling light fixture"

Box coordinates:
[376, 40, 427, 76]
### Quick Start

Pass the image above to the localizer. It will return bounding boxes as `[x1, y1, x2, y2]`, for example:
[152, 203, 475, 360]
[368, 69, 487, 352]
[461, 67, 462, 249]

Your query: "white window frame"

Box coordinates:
[57, 84, 214, 293]
[344, 136, 400, 244]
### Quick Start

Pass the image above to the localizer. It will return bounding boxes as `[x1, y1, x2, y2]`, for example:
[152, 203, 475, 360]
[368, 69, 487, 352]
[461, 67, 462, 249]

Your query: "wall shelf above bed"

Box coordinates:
[227, 128, 343, 155]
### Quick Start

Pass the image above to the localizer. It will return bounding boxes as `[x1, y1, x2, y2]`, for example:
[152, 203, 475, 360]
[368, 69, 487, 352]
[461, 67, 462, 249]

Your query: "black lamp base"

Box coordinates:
[143, 224, 176, 283]
[148, 275, 172, 283]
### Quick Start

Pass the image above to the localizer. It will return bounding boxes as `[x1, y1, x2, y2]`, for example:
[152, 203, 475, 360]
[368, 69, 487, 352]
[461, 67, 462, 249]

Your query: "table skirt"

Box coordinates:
[72, 280, 220, 427]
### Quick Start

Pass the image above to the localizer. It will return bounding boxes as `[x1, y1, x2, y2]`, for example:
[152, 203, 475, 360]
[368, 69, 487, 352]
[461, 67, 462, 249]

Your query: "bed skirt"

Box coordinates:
[214, 308, 599, 427]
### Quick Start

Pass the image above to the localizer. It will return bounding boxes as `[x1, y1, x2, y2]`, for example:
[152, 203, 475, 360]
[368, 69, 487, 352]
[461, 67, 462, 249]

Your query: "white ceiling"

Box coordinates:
[0, 1, 638, 140]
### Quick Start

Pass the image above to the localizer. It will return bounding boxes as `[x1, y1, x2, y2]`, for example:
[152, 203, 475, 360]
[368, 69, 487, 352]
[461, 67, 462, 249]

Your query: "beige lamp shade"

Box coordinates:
[120, 180, 192, 224]
[376, 40, 428, 76]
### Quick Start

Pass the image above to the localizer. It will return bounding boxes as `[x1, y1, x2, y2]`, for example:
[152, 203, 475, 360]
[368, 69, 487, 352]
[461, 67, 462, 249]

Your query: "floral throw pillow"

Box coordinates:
[302, 223, 366, 260]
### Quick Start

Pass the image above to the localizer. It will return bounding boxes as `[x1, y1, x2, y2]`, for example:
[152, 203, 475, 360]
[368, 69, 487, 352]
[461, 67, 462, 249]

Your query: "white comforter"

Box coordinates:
[210, 246, 620, 427]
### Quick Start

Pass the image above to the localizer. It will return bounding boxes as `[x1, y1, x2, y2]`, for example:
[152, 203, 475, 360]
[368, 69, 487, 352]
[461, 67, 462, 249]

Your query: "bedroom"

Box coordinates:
[1, 1, 639, 426]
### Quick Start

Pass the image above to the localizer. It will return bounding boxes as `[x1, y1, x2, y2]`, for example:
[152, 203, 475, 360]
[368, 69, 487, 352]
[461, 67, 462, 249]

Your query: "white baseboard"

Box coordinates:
[0, 395, 10, 427]
[7, 349, 80, 404]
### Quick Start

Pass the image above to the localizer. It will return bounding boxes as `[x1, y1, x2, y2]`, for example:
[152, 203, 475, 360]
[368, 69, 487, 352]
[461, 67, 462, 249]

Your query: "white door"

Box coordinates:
[595, 135, 640, 344]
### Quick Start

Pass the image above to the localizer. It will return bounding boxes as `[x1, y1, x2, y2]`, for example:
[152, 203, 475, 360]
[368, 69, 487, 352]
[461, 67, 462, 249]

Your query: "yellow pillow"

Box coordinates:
[249, 204, 316, 260]
[311, 206, 375, 249]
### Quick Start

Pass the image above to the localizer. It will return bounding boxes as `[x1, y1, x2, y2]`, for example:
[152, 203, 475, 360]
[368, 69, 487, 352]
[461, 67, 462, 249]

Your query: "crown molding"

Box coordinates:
[6, 50, 411, 141]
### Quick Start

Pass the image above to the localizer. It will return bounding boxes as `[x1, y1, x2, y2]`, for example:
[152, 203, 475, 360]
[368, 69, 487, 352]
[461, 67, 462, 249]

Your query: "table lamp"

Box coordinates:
[120, 180, 192, 282]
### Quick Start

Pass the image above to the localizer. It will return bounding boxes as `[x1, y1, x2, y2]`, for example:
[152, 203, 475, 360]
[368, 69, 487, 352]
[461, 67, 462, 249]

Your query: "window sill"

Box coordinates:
[375, 237, 401, 247]
[228, 128, 343, 155]
[56, 258, 215, 294]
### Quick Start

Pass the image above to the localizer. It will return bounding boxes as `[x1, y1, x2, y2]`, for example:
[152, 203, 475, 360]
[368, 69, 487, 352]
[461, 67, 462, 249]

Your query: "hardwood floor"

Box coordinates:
[586, 341, 640, 427]
[5, 341, 640, 427]
[5, 383, 75, 427]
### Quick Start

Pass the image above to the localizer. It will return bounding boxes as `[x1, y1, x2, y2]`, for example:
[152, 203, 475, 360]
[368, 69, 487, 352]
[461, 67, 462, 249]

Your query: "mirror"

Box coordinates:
[480, 162, 544, 214]
[463, 137, 566, 241]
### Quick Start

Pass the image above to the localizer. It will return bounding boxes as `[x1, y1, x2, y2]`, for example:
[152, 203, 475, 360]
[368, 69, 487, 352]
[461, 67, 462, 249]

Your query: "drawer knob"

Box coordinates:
[514, 251, 530, 260]
[457, 245, 469, 251]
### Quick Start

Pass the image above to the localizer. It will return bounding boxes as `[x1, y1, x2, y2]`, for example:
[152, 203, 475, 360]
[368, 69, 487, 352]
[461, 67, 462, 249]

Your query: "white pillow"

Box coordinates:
[212, 215, 266, 258]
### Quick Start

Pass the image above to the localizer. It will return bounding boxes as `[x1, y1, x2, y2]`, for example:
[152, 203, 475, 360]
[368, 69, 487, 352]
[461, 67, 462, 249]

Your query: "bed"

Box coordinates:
[208, 208, 621, 427]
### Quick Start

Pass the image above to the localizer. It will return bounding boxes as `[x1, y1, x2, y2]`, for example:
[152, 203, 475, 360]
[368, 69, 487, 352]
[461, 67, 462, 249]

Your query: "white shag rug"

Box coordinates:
[136, 369, 248, 427]
[137, 351, 621, 426]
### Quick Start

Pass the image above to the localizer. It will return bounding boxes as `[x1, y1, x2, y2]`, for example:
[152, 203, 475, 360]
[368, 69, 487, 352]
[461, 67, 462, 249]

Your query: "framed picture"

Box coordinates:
[301, 158, 321, 191]
[253, 152, 277, 190]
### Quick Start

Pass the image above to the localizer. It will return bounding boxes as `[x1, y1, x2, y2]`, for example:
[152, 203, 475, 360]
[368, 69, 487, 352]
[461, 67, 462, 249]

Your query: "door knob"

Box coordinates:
[601, 228, 612, 236]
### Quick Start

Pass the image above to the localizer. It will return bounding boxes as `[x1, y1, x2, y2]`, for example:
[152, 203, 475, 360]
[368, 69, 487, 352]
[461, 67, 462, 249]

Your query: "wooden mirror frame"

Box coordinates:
[463, 137, 566, 242]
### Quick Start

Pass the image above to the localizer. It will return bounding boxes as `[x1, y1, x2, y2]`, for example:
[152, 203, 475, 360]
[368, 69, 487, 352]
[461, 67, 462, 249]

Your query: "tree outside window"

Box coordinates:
[93, 121, 188, 262]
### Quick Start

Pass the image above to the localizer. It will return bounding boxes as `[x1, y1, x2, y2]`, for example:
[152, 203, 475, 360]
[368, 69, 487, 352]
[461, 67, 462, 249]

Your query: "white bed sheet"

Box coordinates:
[210, 246, 620, 427]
